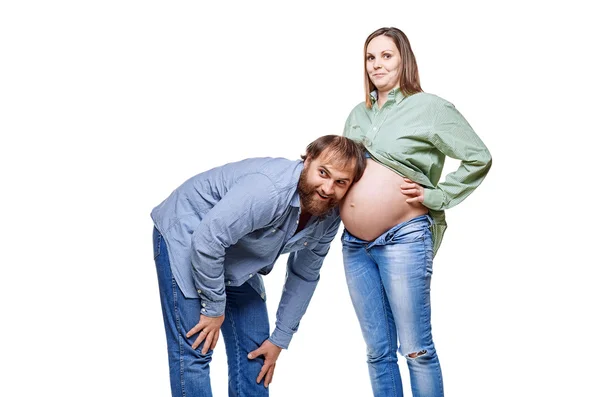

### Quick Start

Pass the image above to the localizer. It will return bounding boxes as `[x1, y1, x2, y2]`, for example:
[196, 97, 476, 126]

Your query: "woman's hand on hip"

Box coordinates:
[400, 177, 425, 204]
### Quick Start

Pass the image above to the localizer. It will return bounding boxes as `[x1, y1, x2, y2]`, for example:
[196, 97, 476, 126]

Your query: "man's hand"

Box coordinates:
[400, 177, 425, 204]
[248, 340, 282, 388]
[186, 314, 225, 354]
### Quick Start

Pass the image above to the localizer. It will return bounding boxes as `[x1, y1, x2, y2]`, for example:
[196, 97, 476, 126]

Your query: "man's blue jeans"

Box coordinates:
[153, 227, 269, 397]
[342, 215, 444, 397]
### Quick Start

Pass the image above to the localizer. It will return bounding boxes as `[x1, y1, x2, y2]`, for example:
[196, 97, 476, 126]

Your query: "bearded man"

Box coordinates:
[150, 135, 366, 397]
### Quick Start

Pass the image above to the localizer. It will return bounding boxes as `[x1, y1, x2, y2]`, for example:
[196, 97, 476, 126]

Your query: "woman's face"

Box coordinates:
[366, 35, 401, 93]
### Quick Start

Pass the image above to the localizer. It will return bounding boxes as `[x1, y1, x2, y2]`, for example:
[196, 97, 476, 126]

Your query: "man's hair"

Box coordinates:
[364, 27, 423, 109]
[301, 135, 367, 182]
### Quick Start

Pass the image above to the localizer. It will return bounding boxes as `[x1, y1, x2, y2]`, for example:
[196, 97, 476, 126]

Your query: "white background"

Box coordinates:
[1, 1, 598, 396]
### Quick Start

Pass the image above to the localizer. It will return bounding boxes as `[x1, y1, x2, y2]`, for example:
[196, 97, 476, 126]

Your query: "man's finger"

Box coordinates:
[256, 364, 268, 384]
[265, 365, 275, 387]
[248, 347, 262, 360]
[186, 324, 201, 338]
[201, 332, 214, 355]
[191, 330, 207, 350]
[210, 331, 220, 351]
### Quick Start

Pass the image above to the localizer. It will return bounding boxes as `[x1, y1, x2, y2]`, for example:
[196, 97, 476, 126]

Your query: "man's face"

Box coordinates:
[298, 150, 355, 216]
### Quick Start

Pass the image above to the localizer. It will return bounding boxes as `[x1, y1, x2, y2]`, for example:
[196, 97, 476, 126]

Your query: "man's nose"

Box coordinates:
[322, 180, 335, 195]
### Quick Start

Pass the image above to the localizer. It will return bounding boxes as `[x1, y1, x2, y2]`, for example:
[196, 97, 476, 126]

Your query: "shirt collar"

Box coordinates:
[291, 192, 301, 208]
[370, 87, 405, 106]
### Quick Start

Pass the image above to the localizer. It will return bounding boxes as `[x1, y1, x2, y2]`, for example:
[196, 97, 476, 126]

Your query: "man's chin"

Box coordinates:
[305, 199, 337, 216]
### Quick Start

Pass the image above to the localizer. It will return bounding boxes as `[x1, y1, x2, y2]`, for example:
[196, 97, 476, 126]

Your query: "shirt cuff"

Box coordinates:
[423, 188, 445, 211]
[269, 326, 293, 349]
[199, 297, 226, 317]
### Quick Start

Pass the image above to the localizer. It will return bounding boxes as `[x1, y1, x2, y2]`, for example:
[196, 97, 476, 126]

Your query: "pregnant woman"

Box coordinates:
[340, 27, 492, 397]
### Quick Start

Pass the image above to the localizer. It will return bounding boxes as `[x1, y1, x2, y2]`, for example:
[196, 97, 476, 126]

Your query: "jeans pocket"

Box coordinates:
[388, 224, 429, 244]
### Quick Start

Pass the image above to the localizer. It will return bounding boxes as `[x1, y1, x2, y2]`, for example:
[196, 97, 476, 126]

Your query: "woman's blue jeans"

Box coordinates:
[153, 227, 269, 397]
[342, 215, 444, 397]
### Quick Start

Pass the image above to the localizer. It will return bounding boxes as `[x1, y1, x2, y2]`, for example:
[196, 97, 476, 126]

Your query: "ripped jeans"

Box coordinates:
[342, 215, 443, 397]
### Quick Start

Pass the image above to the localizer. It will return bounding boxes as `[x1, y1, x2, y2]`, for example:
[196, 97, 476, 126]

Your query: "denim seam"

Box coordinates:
[154, 231, 161, 259]
[426, 237, 444, 396]
[225, 304, 242, 397]
[418, 235, 444, 396]
[411, 235, 433, 357]
[383, 280, 398, 397]
[172, 274, 187, 397]
[420, 236, 428, 351]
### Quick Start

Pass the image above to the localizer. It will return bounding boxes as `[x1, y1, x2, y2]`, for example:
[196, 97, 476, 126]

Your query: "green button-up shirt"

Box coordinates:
[343, 89, 492, 255]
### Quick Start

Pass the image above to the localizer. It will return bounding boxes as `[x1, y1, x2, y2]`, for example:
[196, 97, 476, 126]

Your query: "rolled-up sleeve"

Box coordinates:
[269, 216, 341, 349]
[191, 173, 279, 317]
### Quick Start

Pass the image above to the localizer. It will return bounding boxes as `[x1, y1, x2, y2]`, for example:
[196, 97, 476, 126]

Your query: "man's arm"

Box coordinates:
[190, 173, 280, 317]
[248, 215, 341, 387]
[269, 215, 342, 349]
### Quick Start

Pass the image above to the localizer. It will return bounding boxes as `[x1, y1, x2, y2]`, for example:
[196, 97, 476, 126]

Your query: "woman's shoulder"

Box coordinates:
[408, 92, 461, 119]
[409, 92, 454, 108]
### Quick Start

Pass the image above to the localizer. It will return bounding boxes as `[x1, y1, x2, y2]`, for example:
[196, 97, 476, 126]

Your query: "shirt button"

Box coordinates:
[197, 289, 202, 294]
[260, 293, 265, 299]
[201, 308, 206, 313]
[201, 302, 206, 307]
[248, 274, 253, 278]
[304, 241, 308, 246]
[296, 220, 299, 224]
[227, 281, 231, 285]
[272, 228, 276, 233]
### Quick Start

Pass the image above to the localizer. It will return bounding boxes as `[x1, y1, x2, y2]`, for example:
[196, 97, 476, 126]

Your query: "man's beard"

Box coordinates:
[298, 168, 338, 216]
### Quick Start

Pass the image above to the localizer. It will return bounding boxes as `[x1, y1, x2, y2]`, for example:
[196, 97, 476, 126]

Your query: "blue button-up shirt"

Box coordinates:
[151, 157, 341, 349]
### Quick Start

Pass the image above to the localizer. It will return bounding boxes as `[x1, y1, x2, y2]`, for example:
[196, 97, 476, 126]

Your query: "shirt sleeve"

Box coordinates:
[269, 216, 342, 349]
[191, 173, 279, 317]
[423, 101, 492, 211]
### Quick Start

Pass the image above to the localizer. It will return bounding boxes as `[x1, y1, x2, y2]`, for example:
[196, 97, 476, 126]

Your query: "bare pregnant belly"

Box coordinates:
[340, 159, 428, 241]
